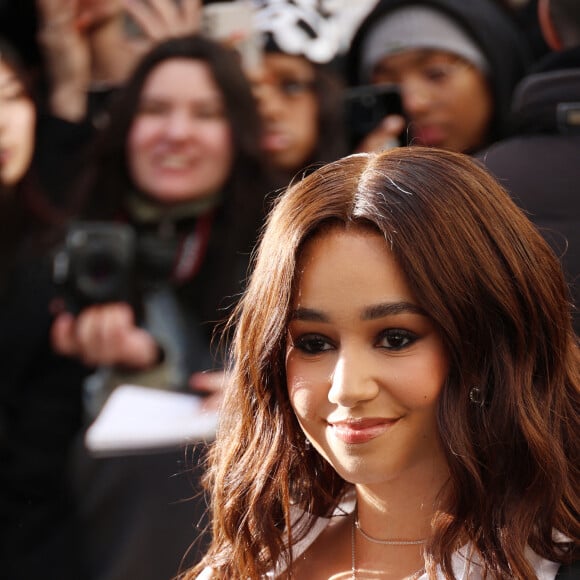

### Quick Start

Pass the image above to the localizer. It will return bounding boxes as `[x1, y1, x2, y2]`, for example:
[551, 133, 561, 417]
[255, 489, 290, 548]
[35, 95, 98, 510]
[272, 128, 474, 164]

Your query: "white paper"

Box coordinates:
[85, 384, 219, 455]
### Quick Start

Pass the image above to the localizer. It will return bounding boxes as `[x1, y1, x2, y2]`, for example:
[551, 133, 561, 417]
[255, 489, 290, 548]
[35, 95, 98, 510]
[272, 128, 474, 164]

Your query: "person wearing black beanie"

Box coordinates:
[346, 0, 532, 154]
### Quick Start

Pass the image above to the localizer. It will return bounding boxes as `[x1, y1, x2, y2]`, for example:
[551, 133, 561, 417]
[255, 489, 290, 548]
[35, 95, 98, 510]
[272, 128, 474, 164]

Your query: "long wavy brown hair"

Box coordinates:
[183, 147, 579, 579]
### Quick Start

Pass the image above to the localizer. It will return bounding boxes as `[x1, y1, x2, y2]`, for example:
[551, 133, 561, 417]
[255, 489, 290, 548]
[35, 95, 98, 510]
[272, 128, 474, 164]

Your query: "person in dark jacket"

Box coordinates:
[0, 36, 89, 580]
[479, 0, 580, 335]
[346, 0, 532, 154]
[50, 35, 273, 580]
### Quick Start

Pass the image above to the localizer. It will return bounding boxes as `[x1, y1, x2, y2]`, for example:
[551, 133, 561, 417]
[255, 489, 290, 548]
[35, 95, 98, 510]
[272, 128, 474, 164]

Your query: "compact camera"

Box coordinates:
[53, 222, 137, 313]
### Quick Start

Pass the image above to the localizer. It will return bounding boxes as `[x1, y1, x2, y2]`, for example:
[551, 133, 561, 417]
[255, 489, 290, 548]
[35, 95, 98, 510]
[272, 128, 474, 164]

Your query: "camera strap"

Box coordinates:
[172, 212, 214, 283]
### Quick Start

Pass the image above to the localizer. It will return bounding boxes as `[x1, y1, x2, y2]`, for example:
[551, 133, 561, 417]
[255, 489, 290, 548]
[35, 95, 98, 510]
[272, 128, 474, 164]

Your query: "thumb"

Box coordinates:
[382, 114, 406, 136]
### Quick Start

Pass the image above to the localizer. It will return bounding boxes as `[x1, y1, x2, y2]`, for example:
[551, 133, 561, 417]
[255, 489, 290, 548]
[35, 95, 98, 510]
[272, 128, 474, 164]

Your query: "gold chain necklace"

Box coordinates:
[351, 515, 426, 579]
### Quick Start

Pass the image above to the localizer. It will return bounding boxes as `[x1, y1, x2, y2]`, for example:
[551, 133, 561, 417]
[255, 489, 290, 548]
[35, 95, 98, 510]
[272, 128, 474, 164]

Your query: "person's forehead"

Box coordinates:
[263, 53, 315, 78]
[375, 48, 462, 70]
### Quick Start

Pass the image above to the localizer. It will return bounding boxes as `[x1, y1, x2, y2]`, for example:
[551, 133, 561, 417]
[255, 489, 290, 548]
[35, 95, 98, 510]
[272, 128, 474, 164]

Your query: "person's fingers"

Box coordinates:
[148, 0, 177, 29]
[119, 327, 160, 369]
[50, 312, 79, 357]
[51, 303, 158, 368]
[383, 114, 406, 136]
[182, 0, 202, 32]
[35, 0, 73, 21]
[123, 0, 200, 41]
[200, 390, 224, 412]
[82, 303, 158, 368]
[354, 114, 406, 153]
[74, 305, 109, 365]
[124, 0, 166, 39]
[190, 370, 227, 412]
[189, 370, 226, 393]
[70, 303, 127, 365]
[98, 302, 134, 363]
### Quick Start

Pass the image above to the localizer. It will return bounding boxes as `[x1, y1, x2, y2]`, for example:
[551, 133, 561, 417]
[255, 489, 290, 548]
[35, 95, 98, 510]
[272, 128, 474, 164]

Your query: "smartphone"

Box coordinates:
[343, 83, 407, 150]
[201, 1, 262, 71]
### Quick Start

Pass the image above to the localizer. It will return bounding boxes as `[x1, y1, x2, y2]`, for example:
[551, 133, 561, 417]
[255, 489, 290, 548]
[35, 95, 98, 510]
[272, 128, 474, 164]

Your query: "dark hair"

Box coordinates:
[309, 63, 348, 168]
[72, 34, 271, 335]
[0, 37, 35, 103]
[0, 36, 64, 260]
[549, 0, 580, 47]
[188, 147, 579, 579]
[79, 34, 267, 220]
[346, 0, 532, 148]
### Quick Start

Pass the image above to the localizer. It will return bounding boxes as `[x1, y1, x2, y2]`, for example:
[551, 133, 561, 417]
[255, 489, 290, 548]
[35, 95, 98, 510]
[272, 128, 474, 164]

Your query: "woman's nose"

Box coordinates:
[254, 83, 285, 121]
[163, 110, 194, 139]
[328, 350, 379, 408]
[400, 78, 432, 117]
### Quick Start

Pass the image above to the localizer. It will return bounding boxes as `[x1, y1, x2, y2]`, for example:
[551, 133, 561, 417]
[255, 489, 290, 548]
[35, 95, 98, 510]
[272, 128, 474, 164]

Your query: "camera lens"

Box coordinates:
[76, 247, 125, 303]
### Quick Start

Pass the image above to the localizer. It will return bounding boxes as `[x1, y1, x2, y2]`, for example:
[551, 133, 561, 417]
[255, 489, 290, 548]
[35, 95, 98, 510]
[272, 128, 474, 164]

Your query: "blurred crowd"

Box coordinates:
[0, 1, 577, 579]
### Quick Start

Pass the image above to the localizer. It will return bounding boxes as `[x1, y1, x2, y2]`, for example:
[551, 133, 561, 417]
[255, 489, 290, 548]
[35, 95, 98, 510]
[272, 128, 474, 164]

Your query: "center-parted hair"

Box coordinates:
[186, 147, 579, 579]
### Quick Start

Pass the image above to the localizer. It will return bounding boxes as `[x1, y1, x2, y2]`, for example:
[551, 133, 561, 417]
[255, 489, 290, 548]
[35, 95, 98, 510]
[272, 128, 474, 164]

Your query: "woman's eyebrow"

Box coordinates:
[290, 301, 426, 323]
[361, 301, 426, 320]
[290, 307, 328, 322]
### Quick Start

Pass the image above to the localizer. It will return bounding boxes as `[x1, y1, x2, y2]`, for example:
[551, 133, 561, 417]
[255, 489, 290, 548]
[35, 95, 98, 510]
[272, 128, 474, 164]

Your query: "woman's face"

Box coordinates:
[372, 49, 493, 153]
[0, 60, 36, 187]
[127, 58, 234, 204]
[286, 226, 450, 486]
[251, 53, 319, 173]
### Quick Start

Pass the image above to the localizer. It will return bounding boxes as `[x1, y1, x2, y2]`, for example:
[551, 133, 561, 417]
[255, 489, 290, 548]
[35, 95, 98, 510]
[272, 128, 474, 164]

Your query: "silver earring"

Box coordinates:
[469, 386, 484, 406]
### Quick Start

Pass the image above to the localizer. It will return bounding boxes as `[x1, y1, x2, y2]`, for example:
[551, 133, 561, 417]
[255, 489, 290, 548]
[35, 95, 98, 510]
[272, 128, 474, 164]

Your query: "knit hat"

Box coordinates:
[360, 5, 490, 82]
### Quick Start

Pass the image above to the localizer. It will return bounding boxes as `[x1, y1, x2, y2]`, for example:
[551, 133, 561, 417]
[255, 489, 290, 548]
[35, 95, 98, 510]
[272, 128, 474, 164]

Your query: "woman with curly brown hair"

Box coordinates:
[186, 147, 578, 579]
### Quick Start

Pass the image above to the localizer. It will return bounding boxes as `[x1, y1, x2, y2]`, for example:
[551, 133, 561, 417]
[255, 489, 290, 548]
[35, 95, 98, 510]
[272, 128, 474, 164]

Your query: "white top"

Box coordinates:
[196, 495, 562, 579]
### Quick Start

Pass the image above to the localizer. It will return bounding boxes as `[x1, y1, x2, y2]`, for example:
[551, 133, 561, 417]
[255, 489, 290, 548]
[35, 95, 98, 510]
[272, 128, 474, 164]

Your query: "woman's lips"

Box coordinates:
[261, 132, 290, 152]
[411, 125, 446, 147]
[328, 418, 399, 444]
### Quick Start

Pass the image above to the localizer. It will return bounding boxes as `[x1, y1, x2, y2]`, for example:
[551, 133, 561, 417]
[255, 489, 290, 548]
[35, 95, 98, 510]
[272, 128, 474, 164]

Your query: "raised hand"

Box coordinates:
[124, 0, 202, 43]
[51, 302, 161, 369]
[35, 0, 91, 120]
[353, 114, 407, 153]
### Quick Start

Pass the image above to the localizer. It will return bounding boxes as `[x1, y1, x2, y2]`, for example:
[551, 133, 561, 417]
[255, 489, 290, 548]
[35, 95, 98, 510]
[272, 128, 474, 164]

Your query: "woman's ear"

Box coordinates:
[538, 0, 564, 51]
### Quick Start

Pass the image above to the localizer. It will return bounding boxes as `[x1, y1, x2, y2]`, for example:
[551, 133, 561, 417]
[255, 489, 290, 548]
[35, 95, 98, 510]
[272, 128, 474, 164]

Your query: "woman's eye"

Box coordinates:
[195, 106, 225, 120]
[423, 66, 452, 82]
[293, 334, 333, 354]
[279, 79, 314, 97]
[377, 329, 417, 350]
[137, 101, 169, 116]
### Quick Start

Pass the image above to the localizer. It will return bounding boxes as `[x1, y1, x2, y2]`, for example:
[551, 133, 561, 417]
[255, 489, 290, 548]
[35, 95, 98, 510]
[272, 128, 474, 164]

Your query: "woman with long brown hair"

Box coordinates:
[186, 147, 578, 579]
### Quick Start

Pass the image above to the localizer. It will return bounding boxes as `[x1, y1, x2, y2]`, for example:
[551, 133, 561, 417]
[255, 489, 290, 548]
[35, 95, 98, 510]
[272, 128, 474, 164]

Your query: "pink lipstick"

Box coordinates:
[328, 418, 398, 444]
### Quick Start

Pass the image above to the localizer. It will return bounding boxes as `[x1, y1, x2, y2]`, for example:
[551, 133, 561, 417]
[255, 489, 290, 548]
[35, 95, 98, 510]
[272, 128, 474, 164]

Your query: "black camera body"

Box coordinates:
[53, 222, 137, 313]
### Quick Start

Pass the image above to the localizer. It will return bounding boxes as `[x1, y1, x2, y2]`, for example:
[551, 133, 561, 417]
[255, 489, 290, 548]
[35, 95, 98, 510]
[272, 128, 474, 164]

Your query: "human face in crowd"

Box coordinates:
[251, 53, 319, 173]
[0, 59, 36, 187]
[286, 226, 450, 486]
[372, 49, 493, 153]
[127, 58, 234, 204]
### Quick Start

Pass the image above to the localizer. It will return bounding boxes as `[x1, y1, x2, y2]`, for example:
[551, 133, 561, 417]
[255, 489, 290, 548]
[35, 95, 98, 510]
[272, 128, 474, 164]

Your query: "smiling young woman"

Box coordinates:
[184, 147, 579, 580]
[286, 226, 450, 490]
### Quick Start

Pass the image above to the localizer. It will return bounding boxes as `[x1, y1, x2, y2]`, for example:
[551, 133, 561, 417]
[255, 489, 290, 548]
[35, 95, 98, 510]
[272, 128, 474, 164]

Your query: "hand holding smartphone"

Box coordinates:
[343, 84, 409, 151]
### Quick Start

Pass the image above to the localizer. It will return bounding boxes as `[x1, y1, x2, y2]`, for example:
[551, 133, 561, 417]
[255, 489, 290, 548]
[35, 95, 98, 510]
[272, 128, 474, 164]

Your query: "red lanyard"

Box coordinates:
[171, 212, 214, 283]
